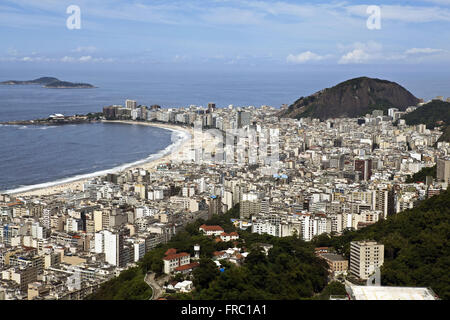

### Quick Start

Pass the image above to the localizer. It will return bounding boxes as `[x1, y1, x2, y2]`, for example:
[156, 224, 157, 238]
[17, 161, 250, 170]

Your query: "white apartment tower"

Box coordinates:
[350, 240, 384, 280]
[94, 230, 125, 267]
[125, 99, 137, 109]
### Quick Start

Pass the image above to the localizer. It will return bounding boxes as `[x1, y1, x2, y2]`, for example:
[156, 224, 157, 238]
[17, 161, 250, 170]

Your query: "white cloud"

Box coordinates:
[286, 51, 328, 64]
[79, 56, 92, 62]
[405, 48, 444, 54]
[60, 56, 75, 62]
[72, 46, 97, 53]
[338, 42, 384, 64]
[339, 49, 372, 64]
[57, 55, 116, 63]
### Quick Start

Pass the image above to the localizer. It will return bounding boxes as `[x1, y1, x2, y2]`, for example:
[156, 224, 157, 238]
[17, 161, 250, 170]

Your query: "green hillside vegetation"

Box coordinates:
[437, 125, 450, 143]
[402, 100, 450, 143]
[313, 281, 347, 300]
[313, 188, 450, 299]
[186, 234, 329, 300]
[44, 80, 94, 88]
[402, 100, 450, 129]
[86, 267, 151, 300]
[405, 165, 437, 183]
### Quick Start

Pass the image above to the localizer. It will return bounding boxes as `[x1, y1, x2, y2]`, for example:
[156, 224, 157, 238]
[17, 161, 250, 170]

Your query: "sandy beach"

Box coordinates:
[11, 120, 194, 198]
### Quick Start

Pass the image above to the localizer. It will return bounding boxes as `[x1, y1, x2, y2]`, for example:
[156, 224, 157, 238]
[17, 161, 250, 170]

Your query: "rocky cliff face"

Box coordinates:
[278, 77, 420, 120]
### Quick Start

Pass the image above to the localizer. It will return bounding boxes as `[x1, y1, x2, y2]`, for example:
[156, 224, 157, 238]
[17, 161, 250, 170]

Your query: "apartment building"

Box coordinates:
[437, 158, 450, 183]
[320, 253, 348, 276]
[163, 251, 191, 274]
[349, 240, 384, 280]
[199, 224, 224, 237]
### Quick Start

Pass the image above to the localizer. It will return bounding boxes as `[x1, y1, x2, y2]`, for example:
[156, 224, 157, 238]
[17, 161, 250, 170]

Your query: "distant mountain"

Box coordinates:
[402, 100, 450, 143]
[278, 77, 420, 120]
[0, 77, 95, 88]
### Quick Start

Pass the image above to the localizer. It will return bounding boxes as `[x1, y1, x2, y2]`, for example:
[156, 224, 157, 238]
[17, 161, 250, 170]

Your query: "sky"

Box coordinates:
[1, 0, 450, 72]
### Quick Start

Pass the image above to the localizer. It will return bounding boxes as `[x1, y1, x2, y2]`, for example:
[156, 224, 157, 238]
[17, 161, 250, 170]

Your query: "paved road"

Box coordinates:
[145, 273, 168, 300]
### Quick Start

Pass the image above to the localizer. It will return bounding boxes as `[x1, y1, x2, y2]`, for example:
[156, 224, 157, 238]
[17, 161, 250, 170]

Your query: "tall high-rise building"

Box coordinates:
[240, 193, 262, 219]
[125, 99, 137, 109]
[207, 102, 216, 112]
[436, 158, 450, 183]
[354, 159, 373, 181]
[208, 195, 222, 218]
[374, 188, 395, 219]
[41, 208, 51, 230]
[95, 230, 125, 267]
[134, 184, 147, 200]
[237, 111, 251, 128]
[349, 240, 384, 280]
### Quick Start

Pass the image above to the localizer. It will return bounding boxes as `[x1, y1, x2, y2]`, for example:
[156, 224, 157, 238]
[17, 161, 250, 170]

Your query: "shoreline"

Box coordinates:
[7, 120, 193, 198]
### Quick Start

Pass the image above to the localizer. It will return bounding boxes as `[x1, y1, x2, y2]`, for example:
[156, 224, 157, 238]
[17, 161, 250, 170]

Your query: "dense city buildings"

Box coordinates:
[1, 98, 449, 300]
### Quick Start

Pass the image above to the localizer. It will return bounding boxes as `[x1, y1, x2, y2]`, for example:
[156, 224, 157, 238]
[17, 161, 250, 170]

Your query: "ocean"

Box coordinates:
[0, 67, 449, 193]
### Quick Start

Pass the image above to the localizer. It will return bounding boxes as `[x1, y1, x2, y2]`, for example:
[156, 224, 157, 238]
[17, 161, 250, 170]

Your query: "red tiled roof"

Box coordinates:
[175, 262, 199, 271]
[220, 232, 239, 237]
[6, 201, 22, 207]
[165, 248, 177, 256]
[163, 252, 190, 261]
[199, 224, 224, 232]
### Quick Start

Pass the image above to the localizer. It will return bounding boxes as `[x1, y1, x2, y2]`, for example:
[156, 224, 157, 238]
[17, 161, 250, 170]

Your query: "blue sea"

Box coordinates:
[0, 67, 449, 193]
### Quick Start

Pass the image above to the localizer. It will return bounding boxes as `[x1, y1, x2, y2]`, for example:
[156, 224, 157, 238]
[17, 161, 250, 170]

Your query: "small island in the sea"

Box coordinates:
[0, 76, 95, 88]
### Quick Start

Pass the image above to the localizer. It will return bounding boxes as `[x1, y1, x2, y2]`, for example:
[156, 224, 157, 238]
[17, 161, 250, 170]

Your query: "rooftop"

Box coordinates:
[199, 224, 224, 232]
[346, 285, 439, 300]
[320, 253, 347, 262]
[163, 252, 190, 261]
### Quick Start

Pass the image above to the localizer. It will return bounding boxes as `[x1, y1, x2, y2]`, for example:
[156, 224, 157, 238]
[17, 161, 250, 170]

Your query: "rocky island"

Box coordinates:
[0, 76, 95, 89]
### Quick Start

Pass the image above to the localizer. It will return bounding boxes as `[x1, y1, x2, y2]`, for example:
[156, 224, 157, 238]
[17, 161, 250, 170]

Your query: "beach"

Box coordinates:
[11, 120, 194, 198]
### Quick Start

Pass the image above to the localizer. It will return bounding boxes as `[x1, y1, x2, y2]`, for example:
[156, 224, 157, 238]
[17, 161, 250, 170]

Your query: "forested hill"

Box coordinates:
[402, 100, 450, 128]
[401, 100, 450, 142]
[278, 77, 419, 120]
[313, 187, 450, 299]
